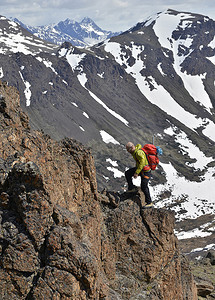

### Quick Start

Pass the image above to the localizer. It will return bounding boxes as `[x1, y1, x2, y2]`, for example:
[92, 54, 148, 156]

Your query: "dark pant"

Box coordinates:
[125, 167, 152, 204]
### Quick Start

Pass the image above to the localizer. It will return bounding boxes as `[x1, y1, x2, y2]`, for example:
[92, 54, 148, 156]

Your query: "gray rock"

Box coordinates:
[206, 250, 215, 265]
[196, 282, 214, 297]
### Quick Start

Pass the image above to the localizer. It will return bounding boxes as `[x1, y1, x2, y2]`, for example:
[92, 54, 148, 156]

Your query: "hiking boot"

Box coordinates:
[126, 186, 138, 193]
[143, 202, 153, 208]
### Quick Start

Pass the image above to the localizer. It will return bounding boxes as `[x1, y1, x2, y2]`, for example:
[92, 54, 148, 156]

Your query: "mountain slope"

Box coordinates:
[0, 16, 57, 55]
[0, 80, 198, 300]
[0, 9, 215, 257]
[13, 17, 121, 47]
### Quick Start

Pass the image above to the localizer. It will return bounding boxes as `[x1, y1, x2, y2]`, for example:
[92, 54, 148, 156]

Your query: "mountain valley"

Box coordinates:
[0, 9, 215, 296]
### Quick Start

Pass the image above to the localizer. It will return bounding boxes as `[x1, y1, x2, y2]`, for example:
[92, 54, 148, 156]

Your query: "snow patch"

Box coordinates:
[175, 225, 213, 240]
[83, 112, 89, 118]
[0, 67, 3, 78]
[153, 12, 213, 114]
[97, 72, 104, 78]
[104, 40, 215, 141]
[100, 130, 120, 145]
[190, 244, 215, 254]
[79, 126, 85, 131]
[36, 57, 58, 75]
[78, 72, 129, 126]
[106, 158, 124, 178]
[107, 167, 124, 178]
[19, 71, 31, 106]
[164, 126, 213, 170]
[59, 48, 86, 72]
[106, 158, 118, 167]
[152, 162, 215, 221]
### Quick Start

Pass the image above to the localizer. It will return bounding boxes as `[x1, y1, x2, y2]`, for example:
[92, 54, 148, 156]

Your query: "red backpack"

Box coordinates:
[141, 144, 160, 170]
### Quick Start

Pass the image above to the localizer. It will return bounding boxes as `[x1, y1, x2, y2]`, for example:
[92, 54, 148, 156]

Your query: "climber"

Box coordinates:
[125, 142, 153, 208]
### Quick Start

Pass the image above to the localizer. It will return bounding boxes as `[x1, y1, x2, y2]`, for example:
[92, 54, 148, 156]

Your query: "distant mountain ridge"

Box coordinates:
[12, 17, 121, 47]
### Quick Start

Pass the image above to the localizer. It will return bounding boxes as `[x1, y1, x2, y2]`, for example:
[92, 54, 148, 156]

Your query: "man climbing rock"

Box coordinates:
[125, 142, 153, 208]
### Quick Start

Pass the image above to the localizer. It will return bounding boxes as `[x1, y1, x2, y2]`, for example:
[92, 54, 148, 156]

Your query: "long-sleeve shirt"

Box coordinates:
[132, 144, 150, 174]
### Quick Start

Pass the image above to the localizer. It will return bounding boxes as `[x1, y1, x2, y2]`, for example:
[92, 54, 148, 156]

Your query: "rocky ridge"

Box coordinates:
[0, 82, 199, 299]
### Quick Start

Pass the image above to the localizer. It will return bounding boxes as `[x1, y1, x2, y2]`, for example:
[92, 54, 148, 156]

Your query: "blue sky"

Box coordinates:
[1, 0, 215, 31]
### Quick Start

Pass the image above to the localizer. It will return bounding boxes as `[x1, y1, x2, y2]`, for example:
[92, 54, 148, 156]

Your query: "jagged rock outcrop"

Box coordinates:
[100, 190, 197, 299]
[0, 81, 198, 299]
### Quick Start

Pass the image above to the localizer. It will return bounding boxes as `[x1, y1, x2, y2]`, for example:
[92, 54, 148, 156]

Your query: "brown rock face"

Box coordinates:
[100, 191, 197, 299]
[0, 81, 197, 299]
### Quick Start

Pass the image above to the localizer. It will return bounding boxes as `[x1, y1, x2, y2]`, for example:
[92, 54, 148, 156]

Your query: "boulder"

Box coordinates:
[196, 282, 214, 297]
[206, 250, 215, 265]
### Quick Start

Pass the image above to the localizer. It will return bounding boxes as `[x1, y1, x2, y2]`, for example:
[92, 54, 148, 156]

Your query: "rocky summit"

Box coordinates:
[0, 82, 198, 299]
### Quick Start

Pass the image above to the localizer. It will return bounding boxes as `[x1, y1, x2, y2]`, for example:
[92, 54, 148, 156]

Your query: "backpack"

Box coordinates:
[141, 144, 163, 170]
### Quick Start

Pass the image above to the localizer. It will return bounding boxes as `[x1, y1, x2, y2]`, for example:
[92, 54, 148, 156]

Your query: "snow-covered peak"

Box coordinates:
[62, 18, 77, 25]
[12, 17, 121, 48]
[81, 17, 95, 25]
